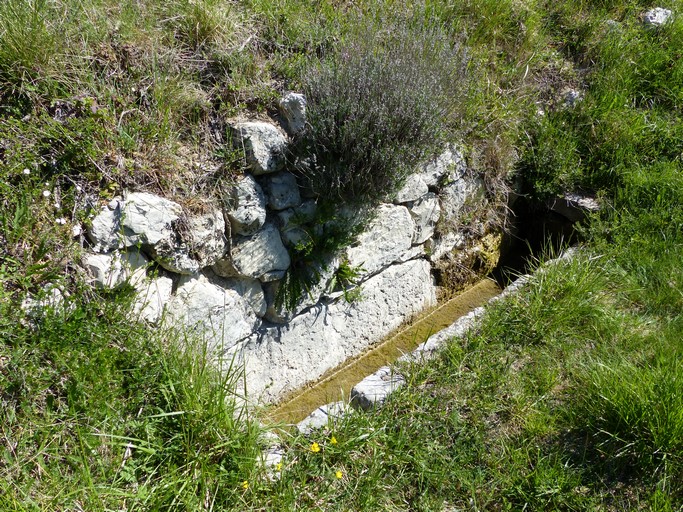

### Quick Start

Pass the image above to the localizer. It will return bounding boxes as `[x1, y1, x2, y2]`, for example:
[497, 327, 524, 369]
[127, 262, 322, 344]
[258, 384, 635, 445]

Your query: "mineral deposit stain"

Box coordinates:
[266, 278, 502, 425]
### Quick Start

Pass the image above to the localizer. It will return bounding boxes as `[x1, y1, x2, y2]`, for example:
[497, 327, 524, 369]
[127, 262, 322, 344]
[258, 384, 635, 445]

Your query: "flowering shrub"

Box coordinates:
[292, 10, 469, 207]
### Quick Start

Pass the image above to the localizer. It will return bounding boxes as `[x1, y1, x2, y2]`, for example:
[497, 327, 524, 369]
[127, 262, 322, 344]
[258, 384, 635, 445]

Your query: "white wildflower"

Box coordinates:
[42, 190, 51, 198]
[56, 217, 67, 225]
[22, 168, 31, 175]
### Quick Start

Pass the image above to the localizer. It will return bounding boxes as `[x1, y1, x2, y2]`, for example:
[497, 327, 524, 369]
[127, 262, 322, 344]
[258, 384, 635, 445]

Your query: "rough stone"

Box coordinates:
[167, 274, 260, 351]
[224, 175, 267, 236]
[87, 199, 123, 252]
[212, 257, 239, 278]
[279, 224, 310, 249]
[394, 174, 429, 204]
[417, 145, 467, 189]
[396, 245, 426, 263]
[643, 7, 672, 27]
[259, 270, 287, 283]
[90, 192, 228, 275]
[121, 192, 182, 247]
[262, 256, 339, 323]
[426, 232, 467, 262]
[217, 276, 267, 318]
[409, 193, 441, 245]
[277, 201, 317, 248]
[346, 204, 415, 277]
[231, 222, 291, 281]
[21, 286, 68, 319]
[82, 249, 149, 288]
[351, 367, 405, 411]
[297, 401, 348, 433]
[439, 175, 486, 225]
[133, 275, 173, 324]
[232, 258, 435, 404]
[263, 172, 301, 211]
[546, 193, 600, 223]
[262, 445, 285, 472]
[150, 209, 227, 275]
[561, 88, 583, 108]
[232, 122, 287, 175]
[279, 92, 307, 135]
[87, 192, 185, 266]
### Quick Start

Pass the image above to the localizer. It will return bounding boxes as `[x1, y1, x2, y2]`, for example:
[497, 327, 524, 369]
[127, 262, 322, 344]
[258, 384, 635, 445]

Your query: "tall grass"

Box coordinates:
[0, 288, 262, 510]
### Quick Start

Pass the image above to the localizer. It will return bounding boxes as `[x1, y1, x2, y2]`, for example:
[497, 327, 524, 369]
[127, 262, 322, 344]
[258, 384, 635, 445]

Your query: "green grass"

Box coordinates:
[2, 0, 683, 509]
[0, 287, 263, 510]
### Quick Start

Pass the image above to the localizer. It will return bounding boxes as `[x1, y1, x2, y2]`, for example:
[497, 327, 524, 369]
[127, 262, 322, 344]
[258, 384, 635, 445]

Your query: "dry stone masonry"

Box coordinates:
[80, 94, 496, 405]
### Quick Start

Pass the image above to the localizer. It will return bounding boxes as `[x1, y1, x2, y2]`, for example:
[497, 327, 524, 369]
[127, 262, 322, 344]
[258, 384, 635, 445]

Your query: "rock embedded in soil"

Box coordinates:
[82, 249, 149, 289]
[149, 209, 228, 275]
[133, 275, 174, 324]
[232, 121, 287, 175]
[417, 144, 467, 188]
[643, 7, 673, 27]
[350, 366, 406, 411]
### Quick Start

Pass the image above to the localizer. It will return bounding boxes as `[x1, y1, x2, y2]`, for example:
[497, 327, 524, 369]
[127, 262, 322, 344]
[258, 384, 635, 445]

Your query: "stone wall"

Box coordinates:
[81, 94, 498, 405]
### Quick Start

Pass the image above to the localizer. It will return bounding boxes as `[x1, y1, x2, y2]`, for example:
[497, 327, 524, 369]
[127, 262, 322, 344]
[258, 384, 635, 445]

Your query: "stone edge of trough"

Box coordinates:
[260, 247, 579, 469]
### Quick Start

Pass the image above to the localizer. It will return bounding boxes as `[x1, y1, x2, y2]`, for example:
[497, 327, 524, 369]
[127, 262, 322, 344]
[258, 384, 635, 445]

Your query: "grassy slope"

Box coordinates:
[2, 0, 683, 510]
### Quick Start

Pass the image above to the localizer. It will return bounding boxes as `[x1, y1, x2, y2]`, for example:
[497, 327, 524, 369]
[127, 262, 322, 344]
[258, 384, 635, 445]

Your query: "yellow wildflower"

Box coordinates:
[310, 442, 321, 453]
[276, 462, 283, 471]
[241, 480, 249, 490]
[335, 470, 343, 479]
[330, 436, 338, 445]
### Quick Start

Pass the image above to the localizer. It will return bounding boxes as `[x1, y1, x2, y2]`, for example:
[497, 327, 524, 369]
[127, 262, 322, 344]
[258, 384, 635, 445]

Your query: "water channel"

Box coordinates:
[266, 196, 581, 426]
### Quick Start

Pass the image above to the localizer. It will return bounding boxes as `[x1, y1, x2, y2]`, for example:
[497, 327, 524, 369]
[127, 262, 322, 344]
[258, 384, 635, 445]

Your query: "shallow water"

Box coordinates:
[266, 278, 502, 425]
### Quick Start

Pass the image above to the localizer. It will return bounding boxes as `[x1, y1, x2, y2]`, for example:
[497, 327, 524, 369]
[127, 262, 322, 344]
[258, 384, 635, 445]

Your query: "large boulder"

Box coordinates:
[232, 122, 287, 175]
[166, 274, 260, 351]
[230, 222, 291, 281]
[88, 192, 227, 275]
[232, 258, 436, 404]
[346, 204, 415, 277]
[224, 175, 267, 236]
[86, 193, 180, 253]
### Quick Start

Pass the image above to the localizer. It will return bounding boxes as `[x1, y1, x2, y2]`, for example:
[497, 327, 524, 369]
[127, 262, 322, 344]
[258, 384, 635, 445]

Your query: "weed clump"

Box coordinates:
[292, 11, 469, 207]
